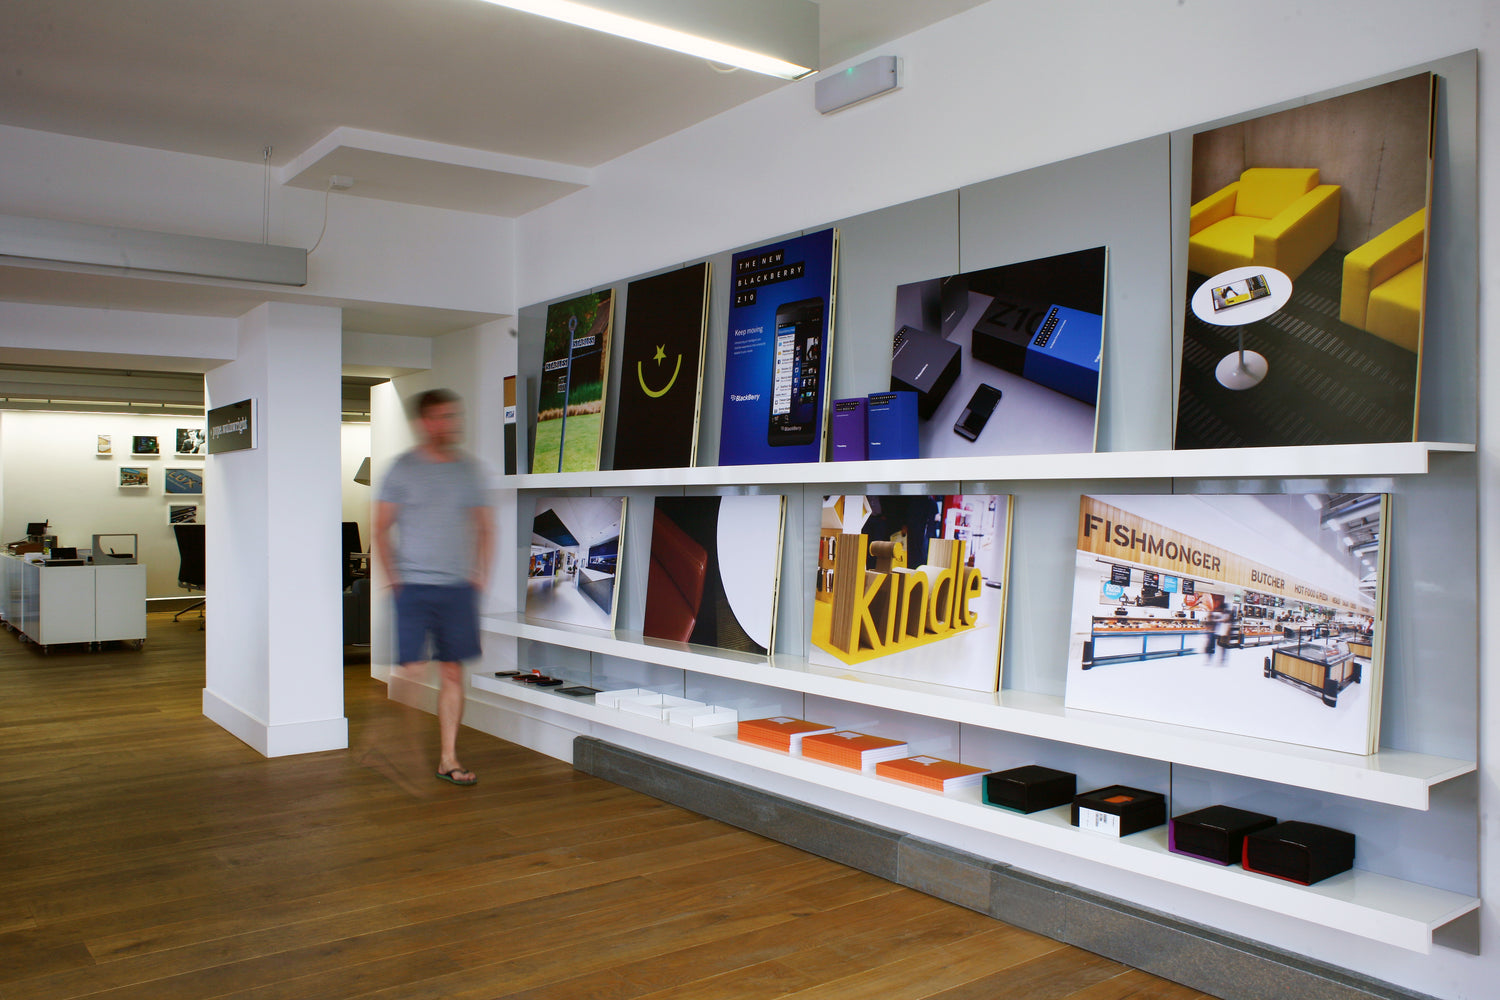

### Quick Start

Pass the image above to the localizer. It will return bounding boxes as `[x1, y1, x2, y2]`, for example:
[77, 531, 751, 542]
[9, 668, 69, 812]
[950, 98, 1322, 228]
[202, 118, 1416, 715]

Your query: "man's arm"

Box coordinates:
[471, 505, 494, 590]
[373, 499, 401, 590]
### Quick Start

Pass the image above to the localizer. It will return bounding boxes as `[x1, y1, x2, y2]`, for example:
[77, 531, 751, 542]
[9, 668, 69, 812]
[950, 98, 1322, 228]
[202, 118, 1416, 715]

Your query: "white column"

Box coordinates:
[202, 301, 347, 757]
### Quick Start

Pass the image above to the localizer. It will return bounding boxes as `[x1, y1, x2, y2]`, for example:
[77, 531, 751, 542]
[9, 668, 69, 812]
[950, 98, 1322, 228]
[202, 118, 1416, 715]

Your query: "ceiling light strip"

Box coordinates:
[478, 0, 817, 79]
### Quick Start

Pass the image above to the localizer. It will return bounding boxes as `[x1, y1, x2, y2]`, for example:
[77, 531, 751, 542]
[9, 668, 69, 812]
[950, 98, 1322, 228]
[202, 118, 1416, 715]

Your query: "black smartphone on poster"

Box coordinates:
[768, 297, 823, 447]
[953, 383, 1002, 441]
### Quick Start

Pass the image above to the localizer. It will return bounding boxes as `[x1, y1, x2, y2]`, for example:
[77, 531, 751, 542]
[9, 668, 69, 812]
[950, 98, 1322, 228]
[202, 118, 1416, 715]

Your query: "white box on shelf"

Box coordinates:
[617, 694, 704, 721]
[669, 704, 739, 728]
[594, 688, 649, 708]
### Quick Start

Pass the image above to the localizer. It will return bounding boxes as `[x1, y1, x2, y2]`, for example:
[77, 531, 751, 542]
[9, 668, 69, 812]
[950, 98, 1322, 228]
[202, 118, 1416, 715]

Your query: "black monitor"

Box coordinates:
[26, 521, 48, 536]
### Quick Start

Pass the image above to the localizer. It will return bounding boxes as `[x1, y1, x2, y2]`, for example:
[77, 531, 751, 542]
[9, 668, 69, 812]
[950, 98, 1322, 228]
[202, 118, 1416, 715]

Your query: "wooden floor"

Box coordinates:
[0, 613, 1220, 1000]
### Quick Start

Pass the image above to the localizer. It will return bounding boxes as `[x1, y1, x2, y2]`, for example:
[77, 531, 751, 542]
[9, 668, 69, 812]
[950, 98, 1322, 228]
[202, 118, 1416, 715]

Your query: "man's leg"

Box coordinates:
[436, 660, 472, 781]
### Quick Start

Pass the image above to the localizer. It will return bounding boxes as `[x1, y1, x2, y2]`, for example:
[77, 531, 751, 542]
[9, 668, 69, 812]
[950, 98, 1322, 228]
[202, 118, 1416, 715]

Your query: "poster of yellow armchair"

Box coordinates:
[1176, 72, 1434, 449]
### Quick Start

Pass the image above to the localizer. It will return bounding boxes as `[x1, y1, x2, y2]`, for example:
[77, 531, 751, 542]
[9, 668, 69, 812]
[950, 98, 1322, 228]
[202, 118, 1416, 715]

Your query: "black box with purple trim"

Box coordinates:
[1169, 805, 1278, 865]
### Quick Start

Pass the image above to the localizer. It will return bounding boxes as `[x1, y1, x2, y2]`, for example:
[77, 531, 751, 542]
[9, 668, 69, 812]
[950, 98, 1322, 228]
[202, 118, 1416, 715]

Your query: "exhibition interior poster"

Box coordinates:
[891, 246, 1107, 459]
[642, 494, 786, 655]
[718, 228, 839, 467]
[809, 493, 1013, 693]
[525, 496, 626, 631]
[611, 263, 712, 471]
[531, 289, 615, 474]
[1176, 72, 1435, 448]
[1062, 493, 1389, 755]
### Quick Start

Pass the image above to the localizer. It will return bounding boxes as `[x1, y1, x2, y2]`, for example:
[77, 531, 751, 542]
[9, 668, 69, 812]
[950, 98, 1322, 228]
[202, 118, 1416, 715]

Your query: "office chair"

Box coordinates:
[342, 521, 370, 645]
[172, 523, 206, 627]
[342, 521, 362, 590]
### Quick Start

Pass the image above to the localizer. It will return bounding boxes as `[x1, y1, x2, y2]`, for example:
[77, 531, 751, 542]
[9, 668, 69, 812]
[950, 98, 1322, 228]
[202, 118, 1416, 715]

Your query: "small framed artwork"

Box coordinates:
[97, 434, 112, 456]
[164, 468, 203, 495]
[176, 427, 207, 456]
[119, 466, 149, 488]
[132, 435, 160, 456]
[167, 504, 200, 525]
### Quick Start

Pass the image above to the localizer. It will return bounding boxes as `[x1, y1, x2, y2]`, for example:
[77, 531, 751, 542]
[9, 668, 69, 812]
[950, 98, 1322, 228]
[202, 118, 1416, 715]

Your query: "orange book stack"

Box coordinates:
[800, 731, 910, 771]
[876, 755, 988, 793]
[737, 717, 836, 754]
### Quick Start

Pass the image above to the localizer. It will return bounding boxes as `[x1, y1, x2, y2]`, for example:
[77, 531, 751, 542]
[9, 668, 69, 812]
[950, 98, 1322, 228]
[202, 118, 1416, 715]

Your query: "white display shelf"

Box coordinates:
[500, 440, 1473, 491]
[481, 613, 1474, 810]
[470, 673, 1477, 954]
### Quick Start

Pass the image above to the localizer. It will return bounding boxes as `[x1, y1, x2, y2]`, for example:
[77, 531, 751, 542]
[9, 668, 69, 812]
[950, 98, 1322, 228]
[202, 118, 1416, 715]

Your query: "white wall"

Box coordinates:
[0, 411, 373, 599]
[513, 1, 1499, 996]
[0, 125, 516, 319]
[0, 410, 205, 597]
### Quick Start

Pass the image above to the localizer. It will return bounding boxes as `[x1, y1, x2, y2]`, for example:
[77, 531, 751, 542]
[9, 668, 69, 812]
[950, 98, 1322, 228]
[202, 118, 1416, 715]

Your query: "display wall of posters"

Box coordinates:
[1176, 72, 1435, 448]
[718, 228, 839, 467]
[531, 290, 615, 474]
[164, 469, 203, 494]
[642, 494, 785, 655]
[176, 427, 207, 456]
[1063, 493, 1389, 755]
[611, 263, 712, 471]
[524, 496, 626, 630]
[810, 493, 1013, 693]
[118, 467, 148, 488]
[891, 247, 1107, 459]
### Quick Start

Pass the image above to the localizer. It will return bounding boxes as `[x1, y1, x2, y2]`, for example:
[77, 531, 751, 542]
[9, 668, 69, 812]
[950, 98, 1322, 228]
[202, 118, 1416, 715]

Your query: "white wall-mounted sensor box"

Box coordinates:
[815, 56, 902, 115]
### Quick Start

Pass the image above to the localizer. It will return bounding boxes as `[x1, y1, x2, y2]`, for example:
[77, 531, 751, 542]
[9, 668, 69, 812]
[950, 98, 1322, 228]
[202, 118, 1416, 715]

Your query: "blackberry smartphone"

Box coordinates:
[768, 297, 823, 447]
[953, 383, 1002, 441]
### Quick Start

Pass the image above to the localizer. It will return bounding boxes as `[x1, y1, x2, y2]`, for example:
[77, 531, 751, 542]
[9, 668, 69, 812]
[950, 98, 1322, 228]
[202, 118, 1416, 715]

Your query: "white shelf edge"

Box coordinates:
[481, 613, 1475, 810]
[497, 441, 1475, 491]
[470, 674, 1478, 954]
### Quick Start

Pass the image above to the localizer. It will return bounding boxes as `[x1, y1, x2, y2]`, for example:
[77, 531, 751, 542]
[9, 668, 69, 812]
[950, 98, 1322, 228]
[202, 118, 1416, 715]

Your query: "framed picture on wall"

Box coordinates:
[164, 468, 203, 494]
[119, 466, 149, 488]
[176, 427, 207, 456]
[167, 504, 200, 525]
[132, 435, 160, 456]
[97, 434, 112, 455]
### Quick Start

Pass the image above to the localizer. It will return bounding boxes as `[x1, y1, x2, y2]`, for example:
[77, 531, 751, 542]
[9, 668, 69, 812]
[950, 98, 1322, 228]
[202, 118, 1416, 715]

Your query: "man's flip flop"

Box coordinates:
[436, 768, 477, 786]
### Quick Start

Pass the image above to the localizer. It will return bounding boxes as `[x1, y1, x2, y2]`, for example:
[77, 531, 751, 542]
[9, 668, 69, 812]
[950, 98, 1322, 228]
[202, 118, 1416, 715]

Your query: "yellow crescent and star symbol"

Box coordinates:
[637, 343, 682, 398]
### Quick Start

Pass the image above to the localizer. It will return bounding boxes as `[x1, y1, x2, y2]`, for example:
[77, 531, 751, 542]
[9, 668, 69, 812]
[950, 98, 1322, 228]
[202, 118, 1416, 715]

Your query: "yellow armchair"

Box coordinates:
[1189, 167, 1342, 281]
[1340, 208, 1426, 352]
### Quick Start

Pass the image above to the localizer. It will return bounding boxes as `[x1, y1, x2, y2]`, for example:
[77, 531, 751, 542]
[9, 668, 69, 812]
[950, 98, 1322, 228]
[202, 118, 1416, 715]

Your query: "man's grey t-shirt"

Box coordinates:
[377, 449, 486, 586]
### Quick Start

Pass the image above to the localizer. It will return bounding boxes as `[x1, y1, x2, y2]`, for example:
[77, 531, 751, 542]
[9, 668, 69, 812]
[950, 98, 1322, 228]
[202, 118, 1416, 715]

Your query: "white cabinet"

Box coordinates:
[1, 554, 147, 649]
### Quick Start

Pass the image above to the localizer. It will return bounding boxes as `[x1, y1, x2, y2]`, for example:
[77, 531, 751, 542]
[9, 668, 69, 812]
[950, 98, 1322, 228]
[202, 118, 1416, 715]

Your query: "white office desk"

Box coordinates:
[0, 554, 147, 650]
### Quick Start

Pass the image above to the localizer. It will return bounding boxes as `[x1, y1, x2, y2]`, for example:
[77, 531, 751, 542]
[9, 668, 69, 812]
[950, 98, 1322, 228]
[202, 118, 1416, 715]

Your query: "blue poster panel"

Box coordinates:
[717, 228, 839, 466]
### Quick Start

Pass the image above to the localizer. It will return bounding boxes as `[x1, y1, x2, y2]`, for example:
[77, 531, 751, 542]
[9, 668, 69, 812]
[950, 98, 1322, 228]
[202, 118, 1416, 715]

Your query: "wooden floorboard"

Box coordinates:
[0, 612, 1219, 1000]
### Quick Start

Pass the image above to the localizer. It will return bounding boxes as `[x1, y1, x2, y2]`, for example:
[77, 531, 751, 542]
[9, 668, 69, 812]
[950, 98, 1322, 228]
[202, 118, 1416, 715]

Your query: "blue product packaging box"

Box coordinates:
[1022, 305, 1103, 406]
[830, 398, 867, 461]
[866, 391, 919, 460]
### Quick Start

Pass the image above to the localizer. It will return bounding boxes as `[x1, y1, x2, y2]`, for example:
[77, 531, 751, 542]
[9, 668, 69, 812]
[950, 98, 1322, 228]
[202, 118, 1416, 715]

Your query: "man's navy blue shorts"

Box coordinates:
[395, 583, 482, 664]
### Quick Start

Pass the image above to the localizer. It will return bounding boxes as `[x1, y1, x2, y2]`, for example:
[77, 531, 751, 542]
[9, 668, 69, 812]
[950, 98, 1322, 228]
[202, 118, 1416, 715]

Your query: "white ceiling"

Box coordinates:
[0, 0, 985, 343]
[0, 1, 984, 183]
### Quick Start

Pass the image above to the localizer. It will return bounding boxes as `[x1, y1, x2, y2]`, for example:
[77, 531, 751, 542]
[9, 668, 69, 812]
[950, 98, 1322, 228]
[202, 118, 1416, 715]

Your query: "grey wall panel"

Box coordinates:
[821, 192, 961, 404]
[1419, 51, 1478, 442]
[959, 136, 1176, 454]
[968, 478, 1172, 698]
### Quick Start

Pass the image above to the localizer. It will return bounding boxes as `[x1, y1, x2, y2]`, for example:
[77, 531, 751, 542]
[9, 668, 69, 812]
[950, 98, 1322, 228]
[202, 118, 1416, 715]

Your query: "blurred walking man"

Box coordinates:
[374, 389, 493, 785]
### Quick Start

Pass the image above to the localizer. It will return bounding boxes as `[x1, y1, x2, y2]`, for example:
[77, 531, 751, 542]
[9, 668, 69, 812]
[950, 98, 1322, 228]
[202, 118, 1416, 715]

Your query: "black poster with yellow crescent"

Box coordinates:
[611, 262, 712, 470]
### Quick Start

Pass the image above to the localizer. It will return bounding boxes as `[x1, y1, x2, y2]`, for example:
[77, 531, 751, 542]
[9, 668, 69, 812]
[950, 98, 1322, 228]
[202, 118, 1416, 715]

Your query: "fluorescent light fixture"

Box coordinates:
[0, 213, 307, 286]
[478, 0, 818, 80]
